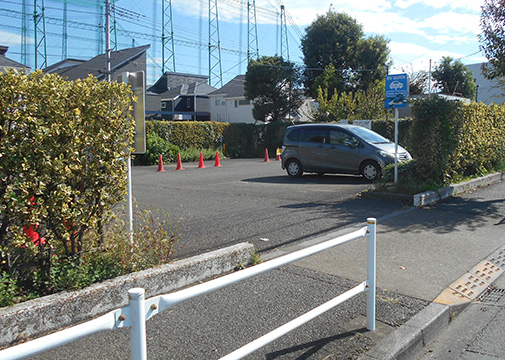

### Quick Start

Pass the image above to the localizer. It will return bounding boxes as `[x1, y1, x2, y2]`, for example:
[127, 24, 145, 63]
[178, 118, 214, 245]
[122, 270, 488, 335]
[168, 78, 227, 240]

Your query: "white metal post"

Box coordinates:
[394, 108, 399, 183]
[127, 154, 133, 244]
[366, 218, 376, 331]
[129, 288, 147, 360]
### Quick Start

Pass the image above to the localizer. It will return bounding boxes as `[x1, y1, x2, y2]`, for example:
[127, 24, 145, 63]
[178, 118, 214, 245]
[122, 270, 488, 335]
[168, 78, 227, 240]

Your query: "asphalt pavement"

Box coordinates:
[26, 166, 505, 359]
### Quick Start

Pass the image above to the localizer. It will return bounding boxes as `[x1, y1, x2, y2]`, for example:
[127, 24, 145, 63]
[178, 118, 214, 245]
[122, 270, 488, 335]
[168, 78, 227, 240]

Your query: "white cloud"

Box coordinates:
[0, 31, 31, 46]
[389, 40, 468, 71]
[394, 0, 484, 11]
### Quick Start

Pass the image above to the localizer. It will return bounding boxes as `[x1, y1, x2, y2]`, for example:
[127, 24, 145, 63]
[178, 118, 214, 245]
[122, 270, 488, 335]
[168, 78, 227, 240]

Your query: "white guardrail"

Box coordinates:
[0, 218, 377, 360]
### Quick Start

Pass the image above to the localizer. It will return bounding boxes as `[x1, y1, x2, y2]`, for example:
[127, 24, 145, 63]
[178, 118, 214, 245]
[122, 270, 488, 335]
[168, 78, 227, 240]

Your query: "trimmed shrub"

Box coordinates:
[0, 70, 134, 290]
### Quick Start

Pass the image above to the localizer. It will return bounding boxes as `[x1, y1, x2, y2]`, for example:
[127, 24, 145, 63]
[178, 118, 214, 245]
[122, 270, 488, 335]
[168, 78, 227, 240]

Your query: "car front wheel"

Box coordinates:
[286, 159, 303, 178]
[360, 160, 381, 182]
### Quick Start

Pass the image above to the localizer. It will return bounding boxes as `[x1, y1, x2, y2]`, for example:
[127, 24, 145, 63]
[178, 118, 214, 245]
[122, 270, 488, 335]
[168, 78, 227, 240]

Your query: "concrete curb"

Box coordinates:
[359, 303, 451, 360]
[414, 172, 504, 207]
[0, 242, 254, 348]
[359, 244, 505, 360]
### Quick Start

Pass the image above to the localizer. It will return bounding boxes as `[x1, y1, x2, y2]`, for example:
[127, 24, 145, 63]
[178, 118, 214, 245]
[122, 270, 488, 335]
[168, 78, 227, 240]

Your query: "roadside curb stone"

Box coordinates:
[360, 303, 451, 360]
[0, 242, 254, 348]
[414, 172, 504, 207]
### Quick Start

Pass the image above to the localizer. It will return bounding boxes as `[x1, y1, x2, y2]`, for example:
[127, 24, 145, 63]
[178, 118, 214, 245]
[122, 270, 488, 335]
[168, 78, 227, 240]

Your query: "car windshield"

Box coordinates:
[348, 126, 391, 144]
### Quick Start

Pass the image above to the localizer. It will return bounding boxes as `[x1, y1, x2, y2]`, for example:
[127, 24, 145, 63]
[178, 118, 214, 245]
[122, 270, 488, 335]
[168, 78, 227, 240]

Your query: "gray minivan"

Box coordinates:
[281, 123, 412, 181]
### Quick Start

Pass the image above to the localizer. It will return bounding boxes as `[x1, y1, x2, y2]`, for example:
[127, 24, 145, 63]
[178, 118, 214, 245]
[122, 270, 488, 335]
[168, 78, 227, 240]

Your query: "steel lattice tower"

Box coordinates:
[209, 0, 223, 88]
[21, 0, 28, 66]
[280, 5, 289, 61]
[33, 0, 47, 69]
[247, 0, 259, 63]
[162, 0, 176, 73]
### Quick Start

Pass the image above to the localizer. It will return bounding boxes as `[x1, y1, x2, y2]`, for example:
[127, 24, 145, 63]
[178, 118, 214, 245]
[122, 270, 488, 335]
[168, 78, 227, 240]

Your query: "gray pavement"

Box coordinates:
[415, 271, 505, 359]
[26, 176, 505, 359]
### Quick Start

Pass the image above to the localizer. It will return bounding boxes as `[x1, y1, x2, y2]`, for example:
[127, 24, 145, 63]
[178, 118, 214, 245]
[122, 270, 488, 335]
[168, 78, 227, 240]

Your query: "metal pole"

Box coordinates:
[129, 288, 147, 360]
[127, 154, 133, 243]
[394, 108, 399, 183]
[366, 217, 376, 331]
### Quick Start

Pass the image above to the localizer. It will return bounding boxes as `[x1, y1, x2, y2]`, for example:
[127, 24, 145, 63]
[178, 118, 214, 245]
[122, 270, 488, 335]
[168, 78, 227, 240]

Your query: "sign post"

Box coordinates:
[384, 73, 409, 183]
[117, 71, 146, 243]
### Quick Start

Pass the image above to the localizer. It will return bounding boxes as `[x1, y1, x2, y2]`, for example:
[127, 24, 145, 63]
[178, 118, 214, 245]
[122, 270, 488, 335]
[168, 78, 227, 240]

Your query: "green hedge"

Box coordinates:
[146, 120, 290, 159]
[409, 97, 505, 183]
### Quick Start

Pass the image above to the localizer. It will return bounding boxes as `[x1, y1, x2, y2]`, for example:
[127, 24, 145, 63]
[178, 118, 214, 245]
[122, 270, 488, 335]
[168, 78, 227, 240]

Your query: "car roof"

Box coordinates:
[287, 123, 359, 131]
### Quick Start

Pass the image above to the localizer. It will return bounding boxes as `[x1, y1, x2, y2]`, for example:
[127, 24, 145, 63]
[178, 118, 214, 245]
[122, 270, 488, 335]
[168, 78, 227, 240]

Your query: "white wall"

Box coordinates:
[210, 96, 255, 123]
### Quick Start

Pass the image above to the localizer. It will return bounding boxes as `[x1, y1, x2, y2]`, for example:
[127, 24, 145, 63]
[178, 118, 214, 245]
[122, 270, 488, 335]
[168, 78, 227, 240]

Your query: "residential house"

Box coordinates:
[43, 45, 149, 81]
[208, 75, 255, 123]
[0, 45, 29, 73]
[209, 75, 316, 123]
[146, 72, 216, 121]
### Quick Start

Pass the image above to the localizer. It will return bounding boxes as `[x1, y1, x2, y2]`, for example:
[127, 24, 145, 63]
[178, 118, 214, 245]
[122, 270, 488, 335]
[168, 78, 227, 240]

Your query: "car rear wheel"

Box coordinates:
[286, 159, 303, 178]
[360, 160, 380, 182]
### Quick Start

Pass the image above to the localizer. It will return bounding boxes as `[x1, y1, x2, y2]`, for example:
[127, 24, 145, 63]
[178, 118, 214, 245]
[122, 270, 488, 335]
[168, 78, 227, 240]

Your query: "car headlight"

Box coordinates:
[377, 150, 394, 158]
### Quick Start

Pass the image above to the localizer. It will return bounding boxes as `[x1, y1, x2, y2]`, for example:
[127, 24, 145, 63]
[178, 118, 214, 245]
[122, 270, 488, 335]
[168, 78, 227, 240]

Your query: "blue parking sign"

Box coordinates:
[385, 73, 409, 108]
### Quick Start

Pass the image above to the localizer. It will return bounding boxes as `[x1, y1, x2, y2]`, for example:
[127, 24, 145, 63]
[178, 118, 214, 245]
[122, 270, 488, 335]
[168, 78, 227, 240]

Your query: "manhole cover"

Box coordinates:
[478, 287, 505, 303]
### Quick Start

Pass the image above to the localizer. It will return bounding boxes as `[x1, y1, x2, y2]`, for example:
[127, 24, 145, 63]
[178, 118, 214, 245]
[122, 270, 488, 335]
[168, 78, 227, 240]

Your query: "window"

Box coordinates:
[330, 130, 358, 147]
[215, 100, 220, 106]
[286, 128, 302, 142]
[234, 100, 238, 108]
[221, 101, 225, 105]
[238, 99, 250, 106]
[303, 129, 326, 144]
[187, 98, 191, 109]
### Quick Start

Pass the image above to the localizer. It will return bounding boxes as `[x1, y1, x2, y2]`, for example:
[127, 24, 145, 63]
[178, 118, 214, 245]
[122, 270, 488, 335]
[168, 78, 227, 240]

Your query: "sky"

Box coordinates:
[0, 0, 487, 86]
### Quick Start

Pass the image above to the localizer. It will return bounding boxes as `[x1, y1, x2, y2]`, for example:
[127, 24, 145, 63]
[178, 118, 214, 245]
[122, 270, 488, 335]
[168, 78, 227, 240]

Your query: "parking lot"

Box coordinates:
[130, 158, 407, 260]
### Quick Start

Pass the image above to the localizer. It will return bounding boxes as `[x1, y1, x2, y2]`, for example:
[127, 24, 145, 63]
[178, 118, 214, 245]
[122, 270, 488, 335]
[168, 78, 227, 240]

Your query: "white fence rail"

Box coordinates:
[0, 218, 377, 360]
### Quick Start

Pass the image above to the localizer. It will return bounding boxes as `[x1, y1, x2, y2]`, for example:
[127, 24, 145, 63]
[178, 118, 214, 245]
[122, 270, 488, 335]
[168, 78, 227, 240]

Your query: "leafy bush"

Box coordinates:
[0, 70, 134, 293]
[410, 96, 462, 183]
[1, 206, 179, 305]
[179, 148, 218, 162]
[0, 272, 19, 307]
[134, 132, 180, 165]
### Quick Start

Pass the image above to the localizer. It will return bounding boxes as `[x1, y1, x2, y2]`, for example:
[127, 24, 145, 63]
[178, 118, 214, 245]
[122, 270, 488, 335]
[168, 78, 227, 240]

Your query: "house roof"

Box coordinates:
[148, 71, 210, 94]
[208, 75, 246, 98]
[0, 45, 29, 73]
[43, 58, 86, 74]
[43, 45, 150, 81]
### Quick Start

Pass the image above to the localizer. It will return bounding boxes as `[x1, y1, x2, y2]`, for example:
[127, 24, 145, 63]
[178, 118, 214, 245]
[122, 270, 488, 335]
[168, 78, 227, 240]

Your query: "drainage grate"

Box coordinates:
[478, 287, 505, 303]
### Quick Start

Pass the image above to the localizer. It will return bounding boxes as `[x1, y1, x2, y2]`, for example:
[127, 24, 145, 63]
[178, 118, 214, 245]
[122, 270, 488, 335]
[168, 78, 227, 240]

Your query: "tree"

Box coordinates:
[432, 56, 476, 98]
[479, 0, 505, 80]
[301, 9, 390, 98]
[244, 56, 303, 122]
[310, 80, 387, 122]
[401, 65, 429, 95]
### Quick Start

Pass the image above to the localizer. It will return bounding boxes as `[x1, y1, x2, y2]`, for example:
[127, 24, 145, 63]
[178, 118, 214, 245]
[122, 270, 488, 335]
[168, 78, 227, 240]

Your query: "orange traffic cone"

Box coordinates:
[264, 148, 270, 162]
[157, 154, 166, 172]
[214, 151, 223, 167]
[275, 148, 281, 161]
[198, 152, 207, 168]
[176, 153, 184, 170]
